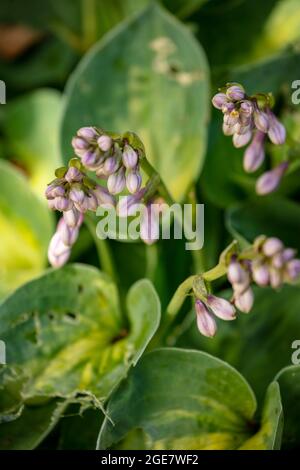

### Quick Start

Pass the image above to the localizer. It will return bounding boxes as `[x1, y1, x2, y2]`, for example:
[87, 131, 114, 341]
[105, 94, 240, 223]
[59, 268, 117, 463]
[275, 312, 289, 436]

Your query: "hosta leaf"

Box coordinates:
[0, 159, 53, 298]
[226, 196, 300, 250]
[0, 264, 160, 404]
[0, 396, 66, 450]
[239, 382, 282, 450]
[3, 89, 62, 197]
[176, 284, 300, 404]
[98, 348, 263, 450]
[61, 3, 209, 201]
[275, 365, 300, 449]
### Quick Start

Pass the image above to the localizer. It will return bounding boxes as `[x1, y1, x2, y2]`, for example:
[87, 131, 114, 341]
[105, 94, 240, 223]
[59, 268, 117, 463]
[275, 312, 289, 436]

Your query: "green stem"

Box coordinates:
[84, 214, 116, 281]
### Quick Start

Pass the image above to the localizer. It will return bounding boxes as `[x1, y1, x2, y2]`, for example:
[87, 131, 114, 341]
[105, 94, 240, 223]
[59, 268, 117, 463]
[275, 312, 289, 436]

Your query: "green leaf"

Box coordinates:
[275, 365, 300, 449]
[0, 396, 66, 450]
[239, 382, 283, 450]
[176, 284, 300, 405]
[58, 406, 103, 450]
[98, 348, 259, 450]
[61, 3, 209, 201]
[0, 265, 160, 404]
[3, 89, 63, 197]
[0, 160, 53, 298]
[226, 196, 300, 250]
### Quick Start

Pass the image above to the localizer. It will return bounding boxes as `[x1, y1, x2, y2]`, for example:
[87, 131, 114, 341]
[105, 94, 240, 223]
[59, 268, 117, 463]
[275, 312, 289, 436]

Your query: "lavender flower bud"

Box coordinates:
[243, 131, 265, 173]
[97, 135, 113, 152]
[212, 93, 228, 110]
[65, 167, 83, 183]
[48, 233, 71, 268]
[252, 262, 269, 286]
[222, 122, 236, 136]
[226, 85, 245, 101]
[272, 252, 284, 269]
[126, 169, 142, 194]
[69, 187, 85, 205]
[103, 155, 120, 175]
[117, 190, 145, 217]
[140, 205, 159, 245]
[254, 109, 270, 133]
[206, 295, 236, 320]
[45, 184, 65, 199]
[195, 300, 217, 338]
[256, 162, 288, 195]
[262, 237, 284, 257]
[224, 110, 239, 126]
[77, 127, 97, 140]
[86, 192, 98, 211]
[222, 102, 235, 114]
[233, 130, 252, 148]
[81, 150, 101, 168]
[107, 167, 126, 195]
[282, 248, 296, 262]
[93, 185, 115, 206]
[240, 100, 253, 117]
[122, 144, 138, 169]
[72, 137, 90, 155]
[234, 287, 254, 313]
[55, 197, 72, 211]
[63, 208, 81, 227]
[269, 268, 282, 289]
[267, 110, 286, 145]
[57, 218, 79, 246]
[285, 259, 300, 281]
[227, 260, 249, 285]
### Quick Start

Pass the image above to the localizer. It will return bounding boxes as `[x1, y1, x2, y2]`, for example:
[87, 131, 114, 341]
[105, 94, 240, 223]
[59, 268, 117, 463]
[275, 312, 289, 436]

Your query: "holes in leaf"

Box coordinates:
[63, 311, 79, 324]
[110, 328, 128, 344]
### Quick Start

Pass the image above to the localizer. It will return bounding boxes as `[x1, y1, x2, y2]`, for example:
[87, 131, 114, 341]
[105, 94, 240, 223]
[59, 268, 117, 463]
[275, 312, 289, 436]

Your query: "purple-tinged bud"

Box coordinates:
[233, 130, 252, 148]
[269, 268, 282, 289]
[227, 260, 249, 286]
[222, 122, 236, 136]
[81, 150, 102, 168]
[122, 144, 138, 169]
[195, 300, 217, 338]
[226, 85, 245, 101]
[222, 102, 235, 114]
[48, 199, 56, 210]
[107, 167, 126, 195]
[45, 184, 65, 199]
[224, 110, 239, 126]
[267, 110, 286, 145]
[282, 248, 296, 262]
[86, 192, 98, 211]
[69, 187, 85, 205]
[272, 252, 284, 269]
[93, 185, 115, 206]
[240, 100, 253, 116]
[262, 237, 284, 257]
[103, 155, 120, 175]
[63, 208, 81, 227]
[55, 197, 72, 211]
[243, 131, 265, 173]
[234, 287, 254, 313]
[97, 135, 113, 152]
[252, 262, 269, 286]
[206, 295, 236, 321]
[72, 136, 90, 151]
[48, 232, 71, 268]
[285, 259, 300, 281]
[254, 109, 270, 133]
[57, 218, 79, 246]
[126, 169, 142, 194]
[65, 167, 83, 183]
[140, 204, 159, 245]
[77, 127, 97, 140]
[212, 93, 228, 110]
[117, 190, 145, 217]
[256, 162, 288, 195]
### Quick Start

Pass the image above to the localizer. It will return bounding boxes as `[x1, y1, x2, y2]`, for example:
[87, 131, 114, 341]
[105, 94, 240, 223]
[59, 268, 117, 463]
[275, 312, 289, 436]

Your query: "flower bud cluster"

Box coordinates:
[212, 83, 288, 194]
